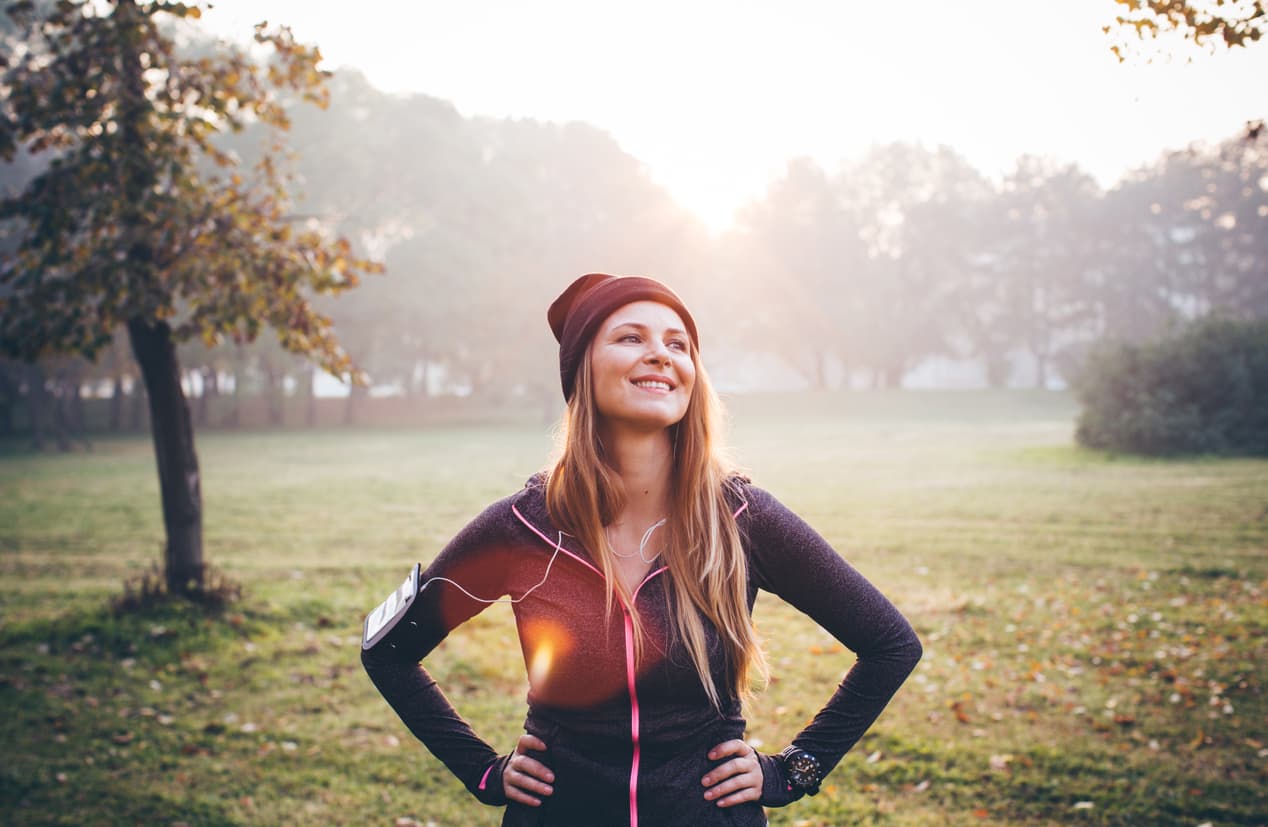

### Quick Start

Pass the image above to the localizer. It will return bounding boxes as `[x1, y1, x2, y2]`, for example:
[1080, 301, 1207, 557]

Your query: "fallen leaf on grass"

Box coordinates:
[989, 754, 1012, 772]
[1073, 801, 1094, 810]
[973, 808, 989, 818]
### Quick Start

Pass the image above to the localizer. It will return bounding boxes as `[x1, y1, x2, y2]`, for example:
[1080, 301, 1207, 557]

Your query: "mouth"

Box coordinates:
[630, 377, 675, 392]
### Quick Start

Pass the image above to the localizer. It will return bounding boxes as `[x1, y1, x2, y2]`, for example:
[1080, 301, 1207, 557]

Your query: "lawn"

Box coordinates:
[1, 390, 1264, 826]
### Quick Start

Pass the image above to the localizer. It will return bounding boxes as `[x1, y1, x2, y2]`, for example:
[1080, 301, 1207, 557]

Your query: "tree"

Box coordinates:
[730, 157, 867, 388]
[0, 0, 378, 595]
[1106, 0, 1267, 59]
[982, 157, 1102, 388]
[838, 144, 992, 388]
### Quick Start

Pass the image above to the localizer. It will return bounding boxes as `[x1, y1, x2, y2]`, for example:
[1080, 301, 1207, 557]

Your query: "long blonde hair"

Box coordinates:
[545, 338, 768, 709]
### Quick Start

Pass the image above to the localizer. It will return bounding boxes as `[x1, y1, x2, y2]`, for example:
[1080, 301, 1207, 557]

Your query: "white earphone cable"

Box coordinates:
[417, 530, 566, 604]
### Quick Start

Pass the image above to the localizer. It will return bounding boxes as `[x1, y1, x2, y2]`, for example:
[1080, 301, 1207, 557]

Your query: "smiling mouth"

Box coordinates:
[631, 379, 673, 391]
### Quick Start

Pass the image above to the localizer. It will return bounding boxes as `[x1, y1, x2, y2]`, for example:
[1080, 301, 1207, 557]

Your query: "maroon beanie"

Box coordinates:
[548, 273, 699, 401]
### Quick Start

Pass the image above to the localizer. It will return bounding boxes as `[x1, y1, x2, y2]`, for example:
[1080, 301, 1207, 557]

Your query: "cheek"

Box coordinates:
[678, 358, 697, 391]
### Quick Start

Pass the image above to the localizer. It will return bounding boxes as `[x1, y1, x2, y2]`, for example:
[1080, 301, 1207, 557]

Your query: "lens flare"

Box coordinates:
[529, 639, 554, 688]
[523, 618, 570, 691]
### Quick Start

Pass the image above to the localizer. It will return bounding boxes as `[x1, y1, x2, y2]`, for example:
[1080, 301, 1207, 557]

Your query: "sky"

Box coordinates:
[200, 0, 1267, 232]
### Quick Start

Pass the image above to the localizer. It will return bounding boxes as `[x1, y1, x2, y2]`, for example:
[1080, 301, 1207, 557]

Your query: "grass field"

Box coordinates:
[1, 390, 1264, 826]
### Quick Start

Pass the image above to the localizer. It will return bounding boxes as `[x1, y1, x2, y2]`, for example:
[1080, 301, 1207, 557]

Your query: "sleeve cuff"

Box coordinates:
[470, 754, 511, 806]
[757, 752, 804, 808]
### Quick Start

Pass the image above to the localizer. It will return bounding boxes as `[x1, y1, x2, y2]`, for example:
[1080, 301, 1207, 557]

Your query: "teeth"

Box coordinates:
[633, 380, 671, 391]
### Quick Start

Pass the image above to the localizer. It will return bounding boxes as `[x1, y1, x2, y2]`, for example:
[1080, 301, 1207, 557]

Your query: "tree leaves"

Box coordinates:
[0, 0, 378, 376]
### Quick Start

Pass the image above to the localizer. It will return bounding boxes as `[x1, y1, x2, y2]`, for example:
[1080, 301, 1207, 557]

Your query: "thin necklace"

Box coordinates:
[607, 518, 667, 563]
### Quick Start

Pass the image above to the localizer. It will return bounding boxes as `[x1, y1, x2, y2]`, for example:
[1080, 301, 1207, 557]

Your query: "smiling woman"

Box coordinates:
[589, 301, 697, 434]
[360, 272, 922, 826]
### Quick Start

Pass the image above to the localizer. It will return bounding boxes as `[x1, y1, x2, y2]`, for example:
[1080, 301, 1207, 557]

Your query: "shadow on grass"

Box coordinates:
[0, 596, 343, 827]
[3, 781, 242, 827]
[0, 597, 266, 668]
[837, 731, 1264, 826]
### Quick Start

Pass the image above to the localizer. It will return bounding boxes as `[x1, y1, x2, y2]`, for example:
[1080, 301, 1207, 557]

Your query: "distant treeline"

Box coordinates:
[2, 68, 1264, 440]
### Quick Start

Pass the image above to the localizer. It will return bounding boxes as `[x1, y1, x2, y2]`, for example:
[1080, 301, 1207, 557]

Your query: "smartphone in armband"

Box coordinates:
[362, 563, 421, 651]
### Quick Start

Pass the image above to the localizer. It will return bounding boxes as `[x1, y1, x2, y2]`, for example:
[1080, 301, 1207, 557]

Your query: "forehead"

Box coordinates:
[599, 300, 688, 333]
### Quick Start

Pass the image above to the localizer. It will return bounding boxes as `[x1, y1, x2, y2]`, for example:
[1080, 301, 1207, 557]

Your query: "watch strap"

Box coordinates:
[756, 751, 800, 807]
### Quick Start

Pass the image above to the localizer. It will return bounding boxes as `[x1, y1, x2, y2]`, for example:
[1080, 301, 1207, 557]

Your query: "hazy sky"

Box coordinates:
[200, 0, 1266, 230]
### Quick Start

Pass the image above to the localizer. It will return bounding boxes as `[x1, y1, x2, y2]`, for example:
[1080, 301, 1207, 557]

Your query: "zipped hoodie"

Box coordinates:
[361, 476, 922, 826]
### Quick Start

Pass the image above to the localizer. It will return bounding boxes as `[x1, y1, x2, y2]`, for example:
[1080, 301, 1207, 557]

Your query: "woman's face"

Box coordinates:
[589, 300, 696, 433]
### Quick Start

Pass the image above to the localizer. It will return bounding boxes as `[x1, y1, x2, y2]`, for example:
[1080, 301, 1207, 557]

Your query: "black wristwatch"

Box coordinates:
[778, 746, 822, 796]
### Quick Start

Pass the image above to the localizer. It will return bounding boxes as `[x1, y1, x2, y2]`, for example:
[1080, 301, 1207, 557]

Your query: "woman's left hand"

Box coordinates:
[701, 739, 764, 807]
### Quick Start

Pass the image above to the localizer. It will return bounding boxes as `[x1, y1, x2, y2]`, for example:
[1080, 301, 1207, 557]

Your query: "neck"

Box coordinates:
[601, 425, 673, 525]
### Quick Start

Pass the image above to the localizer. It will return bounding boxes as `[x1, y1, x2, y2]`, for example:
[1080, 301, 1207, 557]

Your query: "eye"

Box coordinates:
[619, 333, 642, 344]
[668, 339, 688, 352]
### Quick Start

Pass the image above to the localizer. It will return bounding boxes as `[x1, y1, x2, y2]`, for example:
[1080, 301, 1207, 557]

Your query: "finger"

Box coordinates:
[706, 739, 750, 761]
[703, 765, 761, 805]
[705, 750, 750, 786]
[516, 733, 548, 754]
[714, 782, 762, 808]
[504, 762, 554, 803]
[702, 760, 758, 792]
[512, 755, 556, 785]
[504, 784, 542, 807]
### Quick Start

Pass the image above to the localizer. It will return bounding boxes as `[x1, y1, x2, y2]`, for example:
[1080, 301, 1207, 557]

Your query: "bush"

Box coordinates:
[1074, 317, 1268, 456]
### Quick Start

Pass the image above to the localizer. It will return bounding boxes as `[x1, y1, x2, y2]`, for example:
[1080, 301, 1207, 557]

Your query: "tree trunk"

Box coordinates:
[49, 377, 72, 452]
[304, 364, 317, 428]
[67, 376, 87, 436]
[0, 363, 18, 436]
[225, 364, 241, 429]
[127, 317, 204, 595]
[1035, 353, 1048, 389]
[26, 363, 46, 450]
[109, 375, 124, 432]
[128, 380, 147, 432]
[194, 368, 209, 428]
[344, 382, 367, 425]
[262, 355, 283, 426]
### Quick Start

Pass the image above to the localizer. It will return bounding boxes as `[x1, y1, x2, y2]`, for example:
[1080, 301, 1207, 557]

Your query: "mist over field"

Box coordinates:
[2, 393, 1266, 825]
[2, 2, 1266, 824]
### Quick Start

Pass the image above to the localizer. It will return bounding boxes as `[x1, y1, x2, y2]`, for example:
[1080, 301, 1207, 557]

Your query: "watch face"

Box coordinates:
[785, 750, 820, 786]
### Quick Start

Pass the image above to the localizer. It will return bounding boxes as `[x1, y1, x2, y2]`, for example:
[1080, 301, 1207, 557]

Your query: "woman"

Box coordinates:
[362, 273, 922, 826]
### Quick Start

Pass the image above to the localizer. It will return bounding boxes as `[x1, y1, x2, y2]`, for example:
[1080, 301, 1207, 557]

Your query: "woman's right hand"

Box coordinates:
[502, 733, 555, 807]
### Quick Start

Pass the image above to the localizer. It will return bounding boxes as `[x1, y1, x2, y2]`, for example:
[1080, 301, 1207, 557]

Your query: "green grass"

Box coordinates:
[1, 390, 1264, 826]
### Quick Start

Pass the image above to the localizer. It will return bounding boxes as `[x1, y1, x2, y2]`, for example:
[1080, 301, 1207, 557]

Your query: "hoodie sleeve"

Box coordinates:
[360, 492, 527, 806]
[739, 483, 923, 806]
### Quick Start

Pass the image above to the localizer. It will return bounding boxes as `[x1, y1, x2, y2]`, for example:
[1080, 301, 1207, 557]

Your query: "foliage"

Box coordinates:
[0, 0, 379, 373]
[1075, 316, 1268, 455]
[1105, 0, 1268, 59]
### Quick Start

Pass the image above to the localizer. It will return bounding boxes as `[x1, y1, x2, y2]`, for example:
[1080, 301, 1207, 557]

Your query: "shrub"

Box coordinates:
[1074, 317, 1268, 456]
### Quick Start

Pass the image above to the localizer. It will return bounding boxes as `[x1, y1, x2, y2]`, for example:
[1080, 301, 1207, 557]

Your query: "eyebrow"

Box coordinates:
[609, 321, 688, 337]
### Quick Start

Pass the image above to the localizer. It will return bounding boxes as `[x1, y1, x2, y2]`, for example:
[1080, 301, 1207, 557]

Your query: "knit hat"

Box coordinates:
[547, 273, 699, 401]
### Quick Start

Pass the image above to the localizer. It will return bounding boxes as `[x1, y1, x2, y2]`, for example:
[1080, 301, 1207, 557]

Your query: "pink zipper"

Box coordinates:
[513, 504, 667, 827]
[511, 499, 749, 826]
[624, 573, 666, 827]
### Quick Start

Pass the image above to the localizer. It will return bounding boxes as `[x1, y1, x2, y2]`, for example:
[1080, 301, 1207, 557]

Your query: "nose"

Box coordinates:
[644, 339, 671, 364]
